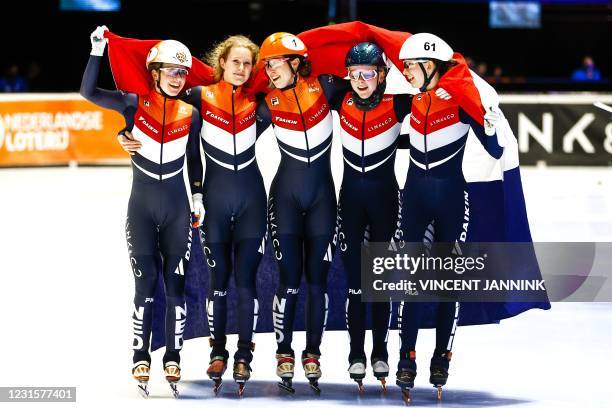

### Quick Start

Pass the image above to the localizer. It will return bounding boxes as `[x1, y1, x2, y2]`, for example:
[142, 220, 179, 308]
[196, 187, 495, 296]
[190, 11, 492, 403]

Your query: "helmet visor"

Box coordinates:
[347, 68, 378, 81]
[264, 57, 290, 70]
[159, 67, 189, 79]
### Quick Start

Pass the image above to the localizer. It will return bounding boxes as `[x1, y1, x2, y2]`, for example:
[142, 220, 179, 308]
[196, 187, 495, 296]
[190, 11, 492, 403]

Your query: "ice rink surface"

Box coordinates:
[1, 157, 611, 406]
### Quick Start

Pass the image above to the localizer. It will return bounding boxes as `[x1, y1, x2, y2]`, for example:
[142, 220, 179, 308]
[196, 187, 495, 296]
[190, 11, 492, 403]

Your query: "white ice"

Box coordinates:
[1, 162, 611, 407]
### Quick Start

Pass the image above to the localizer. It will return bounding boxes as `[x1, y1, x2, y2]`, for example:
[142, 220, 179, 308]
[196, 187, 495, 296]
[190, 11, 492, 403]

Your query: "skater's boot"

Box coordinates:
[233, 341, 254, 397]
[396, 351, 417, 404]
[302, 351, 322, 394]
[132, 360, 150, 398]
[276, 352, 295, 394]
[207, 356, 227, 394]
[233, 359, 251, 397]
[371, 357, 390, 391]
[348, 358, 366, 393]
[429, 350, 451, 400]
[164, 361, 181, 398]
[207, 338, 229, 394]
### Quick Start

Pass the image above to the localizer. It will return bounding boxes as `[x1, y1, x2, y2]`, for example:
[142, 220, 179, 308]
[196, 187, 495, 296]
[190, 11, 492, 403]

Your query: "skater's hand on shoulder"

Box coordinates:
[192, 194, 205, 228]
[484, 106, 502, 136]
[90, 25, 109, 56]
[117, 130, 142, 155]
[435, 87, 451, 101]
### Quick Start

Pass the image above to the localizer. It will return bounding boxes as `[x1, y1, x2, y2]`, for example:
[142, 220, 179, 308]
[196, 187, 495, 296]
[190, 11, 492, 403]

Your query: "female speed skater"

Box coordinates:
[334, 42, 409, 392]
[80, 27, 204, 398]
[255, 32, 349, 394]
[394, 33, 503, 403]
[333, 41, 451, 393]
[118, 35, 267, 397]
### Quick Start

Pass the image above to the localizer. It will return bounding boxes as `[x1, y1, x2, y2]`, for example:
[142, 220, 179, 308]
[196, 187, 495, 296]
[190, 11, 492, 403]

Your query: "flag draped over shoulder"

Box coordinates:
[104, 32, 214, 95]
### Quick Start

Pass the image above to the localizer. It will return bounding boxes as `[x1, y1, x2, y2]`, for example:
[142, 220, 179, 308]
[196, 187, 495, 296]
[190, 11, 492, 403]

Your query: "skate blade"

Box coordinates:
[436, 385, 442, 400]
[401, 389, 412, 404]
[378, 377, 387, 393]
[137, 383, 149, 399]
[309, 381, 321, 394]
[237, 383, 245, 397]
[169, 383, 179, 399]
[277, 381, 295, 394]
[356, 382, 365, 394]
[212, 380, 223, 395]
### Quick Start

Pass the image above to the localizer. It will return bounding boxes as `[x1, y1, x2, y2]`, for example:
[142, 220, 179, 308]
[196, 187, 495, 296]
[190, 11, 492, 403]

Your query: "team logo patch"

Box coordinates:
[144, 100, 150, 107]
[347, 98, 353, 106]
[271, 97, 279, 106]
[308, 86, 320, 93]
[179, 106, 187, 114]
[416, 95, 423, 101]
[206, 90, 213, 98]
[175, 51, 188, 64]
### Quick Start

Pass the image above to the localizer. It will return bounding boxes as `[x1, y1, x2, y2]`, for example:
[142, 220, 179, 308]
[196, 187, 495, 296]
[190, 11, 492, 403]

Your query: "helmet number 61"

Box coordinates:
[424, 42, 436, 51]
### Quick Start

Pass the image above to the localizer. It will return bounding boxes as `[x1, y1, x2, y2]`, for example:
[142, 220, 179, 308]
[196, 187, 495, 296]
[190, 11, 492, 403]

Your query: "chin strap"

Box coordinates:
[155, 72, 180, 100]
[418, 61, 439, 93]
[278, 58, 301, 91]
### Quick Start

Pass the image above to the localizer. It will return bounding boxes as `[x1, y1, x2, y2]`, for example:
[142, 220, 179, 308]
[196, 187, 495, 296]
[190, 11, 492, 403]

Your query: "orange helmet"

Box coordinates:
[259, 32, 308, 61]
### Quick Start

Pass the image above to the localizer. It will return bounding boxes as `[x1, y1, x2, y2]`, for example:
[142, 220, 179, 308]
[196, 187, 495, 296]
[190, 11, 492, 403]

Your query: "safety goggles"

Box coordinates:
[347, 69, 378, 81]
[264, 57, 290, 69]
[403, 59, 429, 70]
[159, 67, 189, 78]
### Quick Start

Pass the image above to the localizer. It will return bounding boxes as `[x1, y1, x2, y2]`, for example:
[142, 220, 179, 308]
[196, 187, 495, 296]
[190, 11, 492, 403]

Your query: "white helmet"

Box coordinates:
[399, 33, 453, 62]
[146, 40, 192, 69]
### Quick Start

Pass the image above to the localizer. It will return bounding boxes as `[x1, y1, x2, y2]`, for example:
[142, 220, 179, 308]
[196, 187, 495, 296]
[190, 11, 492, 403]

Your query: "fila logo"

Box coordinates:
[271, 97, 279, 106]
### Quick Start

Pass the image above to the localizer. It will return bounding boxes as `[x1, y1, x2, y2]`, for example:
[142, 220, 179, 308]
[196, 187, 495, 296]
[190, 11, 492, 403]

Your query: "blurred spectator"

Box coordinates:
[0, 64, 29, 92]
[571, 56, 601, 82]
[464, 56, 476, 71]
[476, 62, 488, 78]
[26, 62, 41, 91]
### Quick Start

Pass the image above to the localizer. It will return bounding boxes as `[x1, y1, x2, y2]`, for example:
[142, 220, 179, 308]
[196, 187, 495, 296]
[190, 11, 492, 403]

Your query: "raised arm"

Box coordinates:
[79, 26, 136, 113]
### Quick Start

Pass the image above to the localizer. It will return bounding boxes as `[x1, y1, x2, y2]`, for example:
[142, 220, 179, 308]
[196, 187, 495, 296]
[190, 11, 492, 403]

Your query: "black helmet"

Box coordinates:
[345, 42, 386, 68]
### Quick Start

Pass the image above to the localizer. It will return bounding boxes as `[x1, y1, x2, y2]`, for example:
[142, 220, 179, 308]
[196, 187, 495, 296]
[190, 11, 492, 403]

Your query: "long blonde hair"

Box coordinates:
[205, 35, 259, 83]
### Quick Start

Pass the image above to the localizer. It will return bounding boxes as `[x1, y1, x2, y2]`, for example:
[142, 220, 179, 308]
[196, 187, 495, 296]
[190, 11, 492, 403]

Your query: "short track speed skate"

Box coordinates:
[207, 356, 227, 395]
[372, 358, 389, 392]
[233, 359, 251, 397]
[276, 353, 295, 394]
[429, 351, 452, 400]
[302, 352, 322, 394]
[348, 359, 366, 393]
[132, 361, 150, 398]
[164, 361, 181, 398]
